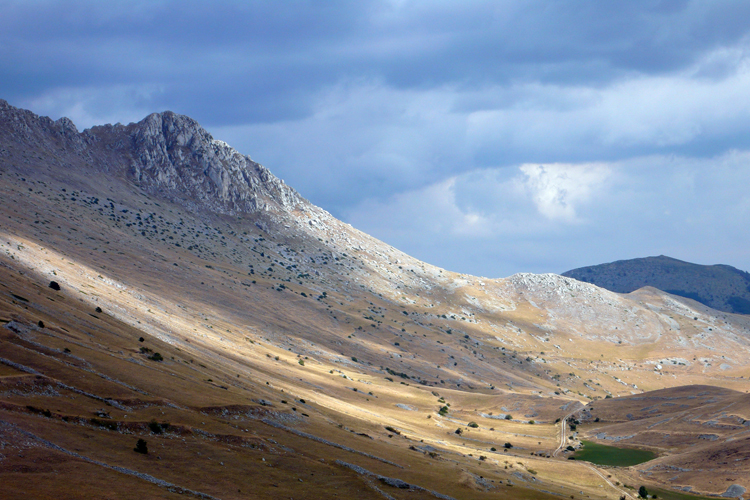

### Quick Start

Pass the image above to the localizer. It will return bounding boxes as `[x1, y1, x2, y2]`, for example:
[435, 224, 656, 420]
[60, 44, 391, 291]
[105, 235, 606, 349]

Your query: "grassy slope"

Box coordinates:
[0, 122, 748, 498]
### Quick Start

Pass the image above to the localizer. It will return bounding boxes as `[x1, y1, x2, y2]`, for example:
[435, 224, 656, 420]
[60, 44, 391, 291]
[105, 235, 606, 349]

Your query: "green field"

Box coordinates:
[649, 488, 717, 500]
[572, 440, 656, 466]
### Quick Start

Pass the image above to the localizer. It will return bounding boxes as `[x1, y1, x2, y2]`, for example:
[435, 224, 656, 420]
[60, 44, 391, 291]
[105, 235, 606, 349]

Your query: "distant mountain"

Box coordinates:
[562, 255, 750, 314]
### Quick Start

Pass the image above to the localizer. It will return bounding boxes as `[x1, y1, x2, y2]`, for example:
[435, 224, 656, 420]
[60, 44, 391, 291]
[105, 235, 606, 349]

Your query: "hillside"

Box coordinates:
[562, 256, 750, 315]
[1, 100, 749, 499]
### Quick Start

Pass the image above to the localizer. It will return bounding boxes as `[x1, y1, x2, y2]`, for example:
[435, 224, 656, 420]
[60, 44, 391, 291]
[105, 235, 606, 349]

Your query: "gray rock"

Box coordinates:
[722, 485, 746, 498]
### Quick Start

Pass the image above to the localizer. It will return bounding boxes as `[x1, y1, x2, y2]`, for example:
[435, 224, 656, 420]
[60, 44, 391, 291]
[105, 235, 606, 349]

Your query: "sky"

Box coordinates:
[3, 0, 750, 278]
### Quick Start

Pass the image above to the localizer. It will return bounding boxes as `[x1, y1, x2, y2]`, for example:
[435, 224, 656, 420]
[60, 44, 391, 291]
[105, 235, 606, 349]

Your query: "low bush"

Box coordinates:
[134, 439, 148, 454]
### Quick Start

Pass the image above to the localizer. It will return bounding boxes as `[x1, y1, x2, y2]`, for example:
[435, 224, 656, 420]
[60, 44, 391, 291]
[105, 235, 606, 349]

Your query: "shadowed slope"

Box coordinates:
[563, 256, 750, 314]
[1, 100, 749, 499]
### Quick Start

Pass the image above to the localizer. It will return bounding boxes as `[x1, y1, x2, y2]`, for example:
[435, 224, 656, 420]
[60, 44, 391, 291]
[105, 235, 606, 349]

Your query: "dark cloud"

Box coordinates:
[3, 0, 750, 275]
[5, 0, 750, 125]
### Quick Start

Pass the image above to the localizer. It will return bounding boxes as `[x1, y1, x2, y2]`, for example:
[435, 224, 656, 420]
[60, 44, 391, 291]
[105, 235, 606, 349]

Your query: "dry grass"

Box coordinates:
[0, 161, 747, 499]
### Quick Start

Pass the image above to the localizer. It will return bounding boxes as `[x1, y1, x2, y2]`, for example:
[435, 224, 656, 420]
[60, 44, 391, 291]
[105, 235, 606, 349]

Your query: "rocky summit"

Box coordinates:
[1, 101, 748, 500]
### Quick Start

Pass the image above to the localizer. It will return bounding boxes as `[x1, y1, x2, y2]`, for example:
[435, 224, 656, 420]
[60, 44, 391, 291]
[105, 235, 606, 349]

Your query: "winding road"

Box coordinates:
[552, 412, 634, 499]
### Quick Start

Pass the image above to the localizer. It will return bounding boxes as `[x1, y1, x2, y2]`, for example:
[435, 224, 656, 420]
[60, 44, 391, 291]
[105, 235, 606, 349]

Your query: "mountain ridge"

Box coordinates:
[0, 98, 308, 217]
[2, 99, 749, 499]
[562, 255, 750, 315]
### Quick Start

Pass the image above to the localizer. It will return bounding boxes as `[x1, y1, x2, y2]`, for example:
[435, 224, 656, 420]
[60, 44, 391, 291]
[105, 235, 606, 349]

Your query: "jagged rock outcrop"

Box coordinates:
[0, 99, 90, 157]
[121, 111, 304, 215]
[0, 99, 306, 217]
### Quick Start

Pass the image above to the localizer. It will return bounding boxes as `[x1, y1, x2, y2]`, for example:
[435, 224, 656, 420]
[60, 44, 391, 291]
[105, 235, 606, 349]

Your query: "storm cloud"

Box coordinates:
[3, 0, 750, 277]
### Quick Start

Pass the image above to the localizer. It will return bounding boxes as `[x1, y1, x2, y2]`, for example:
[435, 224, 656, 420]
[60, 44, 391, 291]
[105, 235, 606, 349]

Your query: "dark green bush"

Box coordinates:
[134, 438, 148, 454]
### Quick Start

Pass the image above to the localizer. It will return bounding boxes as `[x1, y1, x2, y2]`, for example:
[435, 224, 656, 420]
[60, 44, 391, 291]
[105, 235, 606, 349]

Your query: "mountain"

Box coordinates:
[1, 100, 749, 499]
[562, 255, 750, 315]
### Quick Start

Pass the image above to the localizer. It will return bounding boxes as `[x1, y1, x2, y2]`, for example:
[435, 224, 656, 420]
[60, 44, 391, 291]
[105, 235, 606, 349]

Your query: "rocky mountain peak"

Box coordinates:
[0, 99, 308, 217]
[122, 109, 307, 216]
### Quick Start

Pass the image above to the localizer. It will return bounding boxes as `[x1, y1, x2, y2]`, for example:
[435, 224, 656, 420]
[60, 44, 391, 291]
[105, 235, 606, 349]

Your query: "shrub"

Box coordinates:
[504, 442, 513, 449]
[37, 320, 45, 328]
[455, 428, 463, 435]
[638, 486, 648, 499]
[468, 422, 479, 428]
[134, 438, 148, 454]
[49, 281, 61, 291]
[149, 352, 163, 362]
[91, 418, 117, 431]
[504, 414, 512, 420]
[95, 306, 102, 313]
[298, 359, 305, 366]
[148, 420, 164, 434]
[438, 406, 449, 416]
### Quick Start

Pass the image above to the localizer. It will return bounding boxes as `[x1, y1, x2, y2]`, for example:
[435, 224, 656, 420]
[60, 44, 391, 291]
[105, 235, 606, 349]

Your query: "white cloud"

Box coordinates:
[519, 163, 611, 222]
[345, 151, 750, 278]
[464, 51, 750, 156]
[204, 40, 750, 220]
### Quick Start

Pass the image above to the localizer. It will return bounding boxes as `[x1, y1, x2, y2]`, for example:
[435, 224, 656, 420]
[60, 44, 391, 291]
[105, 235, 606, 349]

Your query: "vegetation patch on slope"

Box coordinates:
[572, 440, 655, 466]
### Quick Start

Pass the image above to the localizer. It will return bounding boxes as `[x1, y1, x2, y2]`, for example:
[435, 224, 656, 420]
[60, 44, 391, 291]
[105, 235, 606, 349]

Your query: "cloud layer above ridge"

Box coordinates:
[3, 0, 750, 276]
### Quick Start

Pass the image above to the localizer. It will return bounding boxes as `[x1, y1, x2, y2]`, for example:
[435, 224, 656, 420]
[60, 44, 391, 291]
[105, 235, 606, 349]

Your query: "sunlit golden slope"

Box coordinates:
[1, 101, 748, 499]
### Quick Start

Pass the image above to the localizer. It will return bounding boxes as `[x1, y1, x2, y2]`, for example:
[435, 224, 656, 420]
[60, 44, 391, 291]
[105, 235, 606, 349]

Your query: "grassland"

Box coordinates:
[649, 488, 719, 500]
[573, 441, 656, 466]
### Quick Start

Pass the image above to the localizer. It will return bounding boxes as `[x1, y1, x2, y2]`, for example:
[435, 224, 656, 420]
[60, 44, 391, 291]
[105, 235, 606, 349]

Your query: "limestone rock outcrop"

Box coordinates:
[0, 99, 306, 217]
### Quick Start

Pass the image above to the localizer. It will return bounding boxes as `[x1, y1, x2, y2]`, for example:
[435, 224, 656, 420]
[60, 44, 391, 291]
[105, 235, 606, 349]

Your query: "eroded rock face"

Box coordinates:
[0, 98, 90, 156]
[126, 111, 304, 215]
[0, 99, 306, 217]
